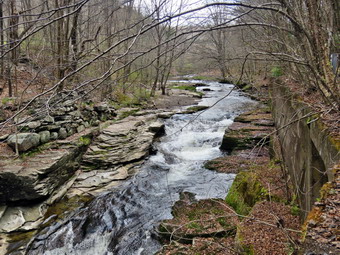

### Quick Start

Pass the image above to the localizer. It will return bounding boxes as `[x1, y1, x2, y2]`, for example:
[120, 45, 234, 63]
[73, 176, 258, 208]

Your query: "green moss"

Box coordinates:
[290, 204, 301, 216]
[119, 109, 139, 119]
[225, 171, 267, 215]
[204, 160, 219, 171]
[1, 97, 14, 105]
[271, 66, 284, 77]
[7, 230, 37, 243]
[44, 195, 94, 223]
[187, 222, 204, 231]
[319, 182, 334, 199]
[235, 227, 255, 255]
[241, 84, 252, 91]
[217, 217, 230, 228]
[220, 133, 252, 152]
[78, 136, 91, 146]
[184, 105, 209, 113]
[20, 143, 51, 158]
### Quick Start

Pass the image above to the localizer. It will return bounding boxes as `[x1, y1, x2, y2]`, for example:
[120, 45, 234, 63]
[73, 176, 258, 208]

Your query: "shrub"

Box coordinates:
[271, 66, 283, 77]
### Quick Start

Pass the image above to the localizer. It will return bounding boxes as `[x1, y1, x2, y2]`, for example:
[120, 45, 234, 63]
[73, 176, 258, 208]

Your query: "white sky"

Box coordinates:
[136, 0, 212, 25]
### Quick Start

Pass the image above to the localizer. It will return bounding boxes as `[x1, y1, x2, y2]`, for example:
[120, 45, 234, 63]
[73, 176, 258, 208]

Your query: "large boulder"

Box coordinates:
[7, 133, 40, 152]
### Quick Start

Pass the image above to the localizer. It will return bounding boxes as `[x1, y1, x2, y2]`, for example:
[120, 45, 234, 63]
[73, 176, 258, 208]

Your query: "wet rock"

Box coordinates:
[157, 111, 176, 119]
[182, 105, 209, 114]
[220, 111, 273, 153]
[7, 133, 40, 152]
[148, 121, 165, 134]
[39, 131, 50, 144]
[73, 167, 128, 189]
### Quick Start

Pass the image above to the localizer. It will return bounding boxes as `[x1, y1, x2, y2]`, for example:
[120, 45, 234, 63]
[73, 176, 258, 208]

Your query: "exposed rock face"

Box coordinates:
[0, 112, 167, 236]
[220, 109, 273, 153]
[82, 115, 164, 171]
[7, 133, 40, 152]
[0, 137, 91, 203]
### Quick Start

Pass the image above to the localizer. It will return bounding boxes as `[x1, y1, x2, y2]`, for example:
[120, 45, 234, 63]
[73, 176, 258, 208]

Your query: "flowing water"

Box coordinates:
[25, 80, 257, 255]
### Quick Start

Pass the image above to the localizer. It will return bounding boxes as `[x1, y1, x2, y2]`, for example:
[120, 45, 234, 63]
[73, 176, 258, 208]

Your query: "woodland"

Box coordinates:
[0, 0, 339, 254]
[0, 0, 339, 127]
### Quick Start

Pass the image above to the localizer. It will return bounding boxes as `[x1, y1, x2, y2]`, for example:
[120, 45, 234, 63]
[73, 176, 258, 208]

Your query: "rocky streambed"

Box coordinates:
[0, 80, 257, 254]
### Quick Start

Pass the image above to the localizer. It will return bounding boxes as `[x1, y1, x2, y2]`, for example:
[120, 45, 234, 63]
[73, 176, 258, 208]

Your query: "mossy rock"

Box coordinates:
[219, 78, 235, 84]
[235, 227, 255, 255]
[225, 171, 268, 215]
[171, 85, 197, 92]
[159, 199, 237, 243]
[204, 159, 220, 171]
[220, 131, 253, 152]
[6, 230, 38, 254]
[43, 194, 94, 223]
[157, 236, 237, 254]
[118, 109, 139, 119]
[234, 113, 271, 123]
[182, 105, 209, 114]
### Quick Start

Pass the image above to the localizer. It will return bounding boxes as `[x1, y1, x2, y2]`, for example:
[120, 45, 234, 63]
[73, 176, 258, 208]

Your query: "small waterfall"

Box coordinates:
[25, 80, 257, 255]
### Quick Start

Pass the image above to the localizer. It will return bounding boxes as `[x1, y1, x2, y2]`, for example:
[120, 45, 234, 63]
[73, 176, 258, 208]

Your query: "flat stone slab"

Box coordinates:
[220, 109, 274, 153]
[82, 115, 164, 169]
[0, 139, 89, 203]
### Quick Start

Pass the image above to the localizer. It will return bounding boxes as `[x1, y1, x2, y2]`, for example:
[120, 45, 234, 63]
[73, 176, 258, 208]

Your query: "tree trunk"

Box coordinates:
[0, 1, 4, 79]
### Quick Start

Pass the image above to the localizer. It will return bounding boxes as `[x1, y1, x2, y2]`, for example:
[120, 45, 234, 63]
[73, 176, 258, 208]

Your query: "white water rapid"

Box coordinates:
[24, 80, 257, 255]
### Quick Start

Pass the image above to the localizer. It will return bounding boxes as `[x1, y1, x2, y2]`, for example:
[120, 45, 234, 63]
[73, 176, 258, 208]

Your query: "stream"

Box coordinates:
[25, 80, 257, 255]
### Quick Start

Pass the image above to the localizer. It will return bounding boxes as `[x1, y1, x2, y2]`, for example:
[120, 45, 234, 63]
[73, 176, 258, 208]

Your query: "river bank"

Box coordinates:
[1, 78, 338, 254]
[157, 106, 302, 255]
[1, 80, 257, 254]
[0, 86, 204, 254]
[156, 80, 340, 255]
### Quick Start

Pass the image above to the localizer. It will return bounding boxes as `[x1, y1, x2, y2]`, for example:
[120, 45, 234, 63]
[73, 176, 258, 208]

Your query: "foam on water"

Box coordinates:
[25, 80, 257, 255]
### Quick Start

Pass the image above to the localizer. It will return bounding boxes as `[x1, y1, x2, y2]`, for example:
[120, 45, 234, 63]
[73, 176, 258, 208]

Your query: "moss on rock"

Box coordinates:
[159, 198, 237, 243]
[225, 171, 268, 215]
[220, 130, 253, 152]
[183, 105, 209, 114]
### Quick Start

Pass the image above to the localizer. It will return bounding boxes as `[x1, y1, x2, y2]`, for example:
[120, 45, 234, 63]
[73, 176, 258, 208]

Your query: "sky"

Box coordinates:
[136, 0, 219, 26]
